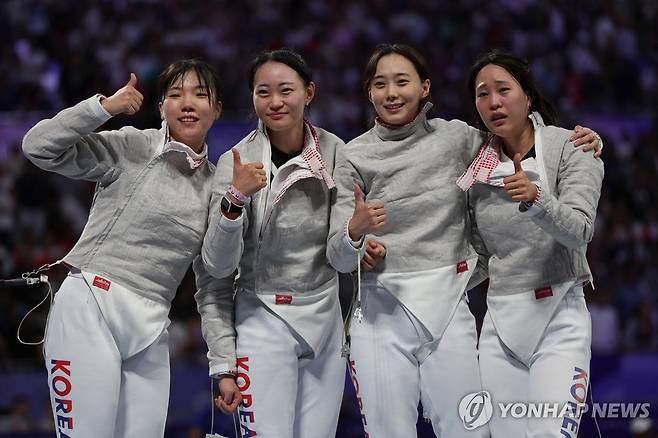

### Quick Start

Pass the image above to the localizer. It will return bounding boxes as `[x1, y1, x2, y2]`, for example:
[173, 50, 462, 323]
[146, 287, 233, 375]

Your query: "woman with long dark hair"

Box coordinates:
[328, 44, 601, 437]
[461, 50, 604, 437]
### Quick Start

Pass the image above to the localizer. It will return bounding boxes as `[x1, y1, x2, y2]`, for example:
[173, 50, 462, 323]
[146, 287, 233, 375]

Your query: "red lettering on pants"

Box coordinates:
[237, 356, 257, 436]
[50, 359, 74, 434]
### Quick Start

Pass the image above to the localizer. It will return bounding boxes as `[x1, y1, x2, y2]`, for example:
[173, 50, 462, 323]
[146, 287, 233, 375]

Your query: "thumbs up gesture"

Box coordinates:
[101, 73, 144, 116]
[348, 184, 386, 241]
[230, 149, 267, 197]
[502, 153, 538, 202]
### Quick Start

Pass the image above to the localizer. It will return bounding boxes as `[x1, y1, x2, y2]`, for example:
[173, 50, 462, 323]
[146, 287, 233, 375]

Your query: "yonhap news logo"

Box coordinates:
[458, 392, 651, 430]
[459, 391, 494, 430]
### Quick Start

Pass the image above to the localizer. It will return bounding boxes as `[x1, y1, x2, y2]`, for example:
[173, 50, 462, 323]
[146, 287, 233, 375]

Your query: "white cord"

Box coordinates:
[589, 381, 603, 438]
[210, 378, 215, 435]
[232, 409, 240, 438]
[16, 275, 52, 346]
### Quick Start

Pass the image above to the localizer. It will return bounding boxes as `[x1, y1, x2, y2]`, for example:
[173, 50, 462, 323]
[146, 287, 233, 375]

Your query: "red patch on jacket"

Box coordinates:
[92, 276, 111, 291]
[456, 260, 468, 273]
[275, 294, 293, 305]
[535, 286, 553, 300]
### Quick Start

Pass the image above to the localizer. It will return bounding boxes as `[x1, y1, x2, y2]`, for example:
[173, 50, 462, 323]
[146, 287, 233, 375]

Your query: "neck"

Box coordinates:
[501, 120, 534, 158]
[268, 123, 305, 154]
[171, 135, 204, 154]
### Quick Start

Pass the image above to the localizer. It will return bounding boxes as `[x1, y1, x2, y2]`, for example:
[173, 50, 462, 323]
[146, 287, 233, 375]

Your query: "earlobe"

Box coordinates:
[306, 82, 316, 106]
[422, 79, 431, 99]
[215, 101, 223, 120]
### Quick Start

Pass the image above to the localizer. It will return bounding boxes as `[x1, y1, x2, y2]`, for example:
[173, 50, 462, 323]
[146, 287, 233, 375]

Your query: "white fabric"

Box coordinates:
[240, 277, 339, 356]
[487, 151, 541, 188]
[234, 290, 344, 438]
[349, 286, 488, 438]
[365, 256, 478, 351]
[457, 111, 551, 197]
[81, 271, 170, 358]
[529, 112, 551, 197]
[44, 274, 170, 438]
[486, 280, 574, 364]
[480, 285, 591, 438]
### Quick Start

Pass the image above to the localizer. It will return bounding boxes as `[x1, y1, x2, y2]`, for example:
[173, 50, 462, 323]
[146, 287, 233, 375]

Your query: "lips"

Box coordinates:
[178, 116, 199, 123]
[384, 103, 404, 113]
[268, 112, 288, 120]
[490, 112, 506, 122]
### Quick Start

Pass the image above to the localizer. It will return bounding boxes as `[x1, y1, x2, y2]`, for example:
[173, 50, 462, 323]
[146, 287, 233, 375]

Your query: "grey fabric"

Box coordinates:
[203, 122, 344, 295]
[22, 95, 235, 374]
[327, 105, 487, 275]
[468, 125, 604, 295]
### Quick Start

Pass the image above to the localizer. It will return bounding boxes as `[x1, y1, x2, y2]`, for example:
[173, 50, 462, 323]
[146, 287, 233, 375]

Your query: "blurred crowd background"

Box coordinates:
[0, 0, 656, 436]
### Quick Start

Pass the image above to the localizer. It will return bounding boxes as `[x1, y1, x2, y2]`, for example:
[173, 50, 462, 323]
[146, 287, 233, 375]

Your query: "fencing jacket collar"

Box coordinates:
[457, 111, 548, 194]
[160, 120, 208, 169]
[373, 102, 434, 141]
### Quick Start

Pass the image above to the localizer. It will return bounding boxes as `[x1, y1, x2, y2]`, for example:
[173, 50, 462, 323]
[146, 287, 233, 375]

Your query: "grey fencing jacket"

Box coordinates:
[22, 95, 236, 375]
[327, 104, 487, 341]
[202, 121, 344, 357]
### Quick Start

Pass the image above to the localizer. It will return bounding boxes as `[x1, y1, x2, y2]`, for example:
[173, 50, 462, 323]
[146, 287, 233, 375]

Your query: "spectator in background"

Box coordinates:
[589, 286, 621, 356]
[624, 296, 658, 352]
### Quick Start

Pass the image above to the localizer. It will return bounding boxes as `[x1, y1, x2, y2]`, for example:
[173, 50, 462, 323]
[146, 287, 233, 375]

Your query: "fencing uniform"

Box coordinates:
[327, 103, 489, 437]
[22, 96, 235, 437]
[461, 113, 604, 437]
[201, 121, 345, 438]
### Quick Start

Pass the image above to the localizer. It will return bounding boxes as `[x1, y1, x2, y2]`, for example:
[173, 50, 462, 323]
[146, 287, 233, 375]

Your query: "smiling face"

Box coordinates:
[252, 61, 314, 134]
[474, 63, 531, 138]
[159, 70, 221, 152]
[368, 53, 430, 126]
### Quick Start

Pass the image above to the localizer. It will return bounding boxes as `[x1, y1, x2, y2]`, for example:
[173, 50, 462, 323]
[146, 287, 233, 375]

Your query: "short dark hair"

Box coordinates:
[467, 50, 558, 129]
[248, 48, 312, 91]
[157, 59, 222, 105]
[363, 43, 432, 104]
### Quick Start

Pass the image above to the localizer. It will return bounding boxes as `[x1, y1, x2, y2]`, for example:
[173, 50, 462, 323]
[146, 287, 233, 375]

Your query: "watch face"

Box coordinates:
[221, 196, 242, 213]
[221, 196, 230, 211]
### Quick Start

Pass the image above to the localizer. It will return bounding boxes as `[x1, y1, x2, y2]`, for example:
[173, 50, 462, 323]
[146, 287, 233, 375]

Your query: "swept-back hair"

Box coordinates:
[248, 48, 312, 91]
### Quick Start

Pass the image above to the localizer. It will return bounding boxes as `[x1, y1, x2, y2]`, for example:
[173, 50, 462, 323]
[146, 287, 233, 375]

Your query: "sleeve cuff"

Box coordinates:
[520, 184, 547, 217]
[218, 210, 244, 231]
[91, 94, 114, 121]
[209, 361, 236, 378]
[344, 219, 365, 249]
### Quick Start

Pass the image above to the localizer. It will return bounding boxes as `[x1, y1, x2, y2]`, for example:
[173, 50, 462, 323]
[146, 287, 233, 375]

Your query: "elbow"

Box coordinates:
[327, 248, 357, 274]
[21, 130, 40, 160]
[202, 245, 238, 279]
[560, 228, 593, 250]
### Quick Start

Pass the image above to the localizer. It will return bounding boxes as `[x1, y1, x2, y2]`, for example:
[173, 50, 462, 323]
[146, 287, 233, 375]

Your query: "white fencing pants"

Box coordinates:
[348, 286, 488, 438]
[479, 286, 592, 438]
[44, 273, 170, 438]
[234, 291, 345, 438]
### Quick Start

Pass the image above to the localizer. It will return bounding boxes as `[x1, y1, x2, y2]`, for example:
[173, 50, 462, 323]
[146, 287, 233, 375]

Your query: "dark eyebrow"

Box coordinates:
[476, 79, 512, 89]
[373, 72, 412, 80]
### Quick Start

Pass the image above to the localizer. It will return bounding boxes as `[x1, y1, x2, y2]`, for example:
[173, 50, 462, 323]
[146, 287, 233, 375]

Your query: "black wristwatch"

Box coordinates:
[220, 196, 244, 214]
